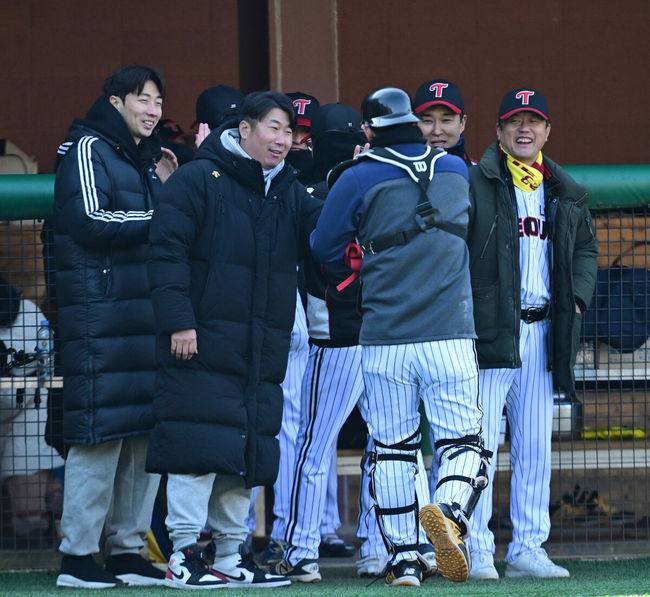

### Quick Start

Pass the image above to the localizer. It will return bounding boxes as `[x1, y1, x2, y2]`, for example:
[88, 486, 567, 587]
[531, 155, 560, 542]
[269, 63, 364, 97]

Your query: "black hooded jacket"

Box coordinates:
[53, 96, 162, 445]
[145, 122, 322, 487]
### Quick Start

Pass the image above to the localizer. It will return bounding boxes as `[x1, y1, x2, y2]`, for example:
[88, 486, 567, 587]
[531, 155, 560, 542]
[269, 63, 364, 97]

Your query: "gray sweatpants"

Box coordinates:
[166, 473, 250, 557]
[59, 436, 160, 556]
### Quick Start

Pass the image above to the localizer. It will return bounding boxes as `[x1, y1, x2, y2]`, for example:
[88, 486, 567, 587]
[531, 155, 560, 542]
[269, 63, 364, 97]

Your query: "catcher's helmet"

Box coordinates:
[361, 87, 421, 128]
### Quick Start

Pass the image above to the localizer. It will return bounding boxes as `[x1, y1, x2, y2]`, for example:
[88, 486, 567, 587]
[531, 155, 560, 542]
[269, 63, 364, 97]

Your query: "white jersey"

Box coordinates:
[515, 183, 551, 308]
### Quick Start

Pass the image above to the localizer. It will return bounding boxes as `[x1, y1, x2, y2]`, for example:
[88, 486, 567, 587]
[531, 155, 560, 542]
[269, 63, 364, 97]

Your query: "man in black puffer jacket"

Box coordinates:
[146, 91, 322, 589]
[54, 65, 175, 589]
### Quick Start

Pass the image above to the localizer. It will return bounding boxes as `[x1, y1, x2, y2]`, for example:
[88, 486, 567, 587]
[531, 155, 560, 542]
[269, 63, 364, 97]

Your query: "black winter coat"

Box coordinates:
[54, 97, 162, 445]
[145, 124, 322, 487]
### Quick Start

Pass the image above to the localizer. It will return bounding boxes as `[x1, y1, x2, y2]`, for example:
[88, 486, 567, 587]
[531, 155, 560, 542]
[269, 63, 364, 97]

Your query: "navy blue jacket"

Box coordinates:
[54, 96, 162, 445]
[311, 129, 475, 346]
[145, 124, 322, 487]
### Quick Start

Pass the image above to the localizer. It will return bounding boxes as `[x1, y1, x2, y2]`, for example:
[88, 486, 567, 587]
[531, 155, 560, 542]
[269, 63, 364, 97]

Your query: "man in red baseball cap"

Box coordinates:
[464, 88, 597, 581]
[285, 92, 320, 185]
[413, 79, 473, 166]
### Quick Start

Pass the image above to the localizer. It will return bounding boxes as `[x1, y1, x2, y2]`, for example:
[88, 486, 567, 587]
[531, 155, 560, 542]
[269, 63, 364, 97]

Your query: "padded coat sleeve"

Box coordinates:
[572, 202, 599, 309]
[54, 136, 152, 250]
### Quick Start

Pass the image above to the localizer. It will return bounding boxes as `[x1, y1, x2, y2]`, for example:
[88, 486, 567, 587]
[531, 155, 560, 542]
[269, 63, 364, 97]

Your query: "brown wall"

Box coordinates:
[1, 0, 252, 173]
[2, 0, 649, 172]
[335, 1, 650, 165]
[268, 0, 338, 102]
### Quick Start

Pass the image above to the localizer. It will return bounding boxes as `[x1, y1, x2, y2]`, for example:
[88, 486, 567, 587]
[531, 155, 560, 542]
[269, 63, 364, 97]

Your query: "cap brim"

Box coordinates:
[415, 100, 462, 115]
[500, 108, 549, 121]
[296, 117, 311, 128]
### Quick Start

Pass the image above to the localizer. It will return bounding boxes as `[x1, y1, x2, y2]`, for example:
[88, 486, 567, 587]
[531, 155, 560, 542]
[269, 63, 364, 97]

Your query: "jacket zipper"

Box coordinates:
[480, 214, 498, 259]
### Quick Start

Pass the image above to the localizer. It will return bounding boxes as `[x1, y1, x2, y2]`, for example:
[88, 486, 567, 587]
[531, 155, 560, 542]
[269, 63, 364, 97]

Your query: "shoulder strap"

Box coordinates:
[358, 146, 466, 253]
[361, 145, 444, 186]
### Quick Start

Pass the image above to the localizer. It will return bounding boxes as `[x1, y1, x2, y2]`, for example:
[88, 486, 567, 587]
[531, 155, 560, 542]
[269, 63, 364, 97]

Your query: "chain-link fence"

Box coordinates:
[0, 172, 649, 568]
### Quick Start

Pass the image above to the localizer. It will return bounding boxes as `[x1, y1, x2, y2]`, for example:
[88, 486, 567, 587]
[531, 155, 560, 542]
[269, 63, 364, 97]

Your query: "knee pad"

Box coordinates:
[434, 435, 492, 522]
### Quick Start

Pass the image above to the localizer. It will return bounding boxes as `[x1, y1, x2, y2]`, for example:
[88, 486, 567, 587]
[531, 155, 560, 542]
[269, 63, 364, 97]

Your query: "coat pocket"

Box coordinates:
[472, 283, 499, 341]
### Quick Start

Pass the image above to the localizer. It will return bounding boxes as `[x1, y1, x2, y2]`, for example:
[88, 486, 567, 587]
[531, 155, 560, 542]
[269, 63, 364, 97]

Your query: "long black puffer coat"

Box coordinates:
[145, 123, 322, 487]
[54, 96, 162, 445]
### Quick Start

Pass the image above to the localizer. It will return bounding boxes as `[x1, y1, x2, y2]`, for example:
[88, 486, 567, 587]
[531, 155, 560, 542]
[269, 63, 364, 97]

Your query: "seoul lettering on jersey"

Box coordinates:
[518, 216, 549, 240]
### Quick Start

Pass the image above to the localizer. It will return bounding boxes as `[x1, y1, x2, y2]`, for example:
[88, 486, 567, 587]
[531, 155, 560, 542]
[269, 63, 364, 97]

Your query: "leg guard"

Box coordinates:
[368, 430, 421, 559]
[434, 435, 492, 531]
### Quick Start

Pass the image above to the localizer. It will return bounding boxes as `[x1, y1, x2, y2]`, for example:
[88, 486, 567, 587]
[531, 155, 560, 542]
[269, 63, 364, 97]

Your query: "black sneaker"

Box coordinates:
[319, 534, 356, 558]
[385, 559, 422, 586]
[164, 543, 229, 589]
[56, 554, 123, 589]
[419, 503, 470, 582]
[212, 542, 290, 588]
[257, 538, 286, 566]
[105, 552, 166, 586]
[270, 558, 322, 583]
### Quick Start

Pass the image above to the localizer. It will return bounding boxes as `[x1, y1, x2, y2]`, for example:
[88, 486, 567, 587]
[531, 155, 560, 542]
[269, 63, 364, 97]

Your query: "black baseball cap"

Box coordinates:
[414, 79, 464, 115]
[285, 92, 320, 128]
[310, 103, 361, 140]
[499, 88, 549, 121]
[195, 85, 244, 129]
[156, 119, 184, 141]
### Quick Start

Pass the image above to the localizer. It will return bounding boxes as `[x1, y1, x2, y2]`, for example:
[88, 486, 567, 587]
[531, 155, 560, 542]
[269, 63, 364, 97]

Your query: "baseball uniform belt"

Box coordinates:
[521, 305, 550, 323]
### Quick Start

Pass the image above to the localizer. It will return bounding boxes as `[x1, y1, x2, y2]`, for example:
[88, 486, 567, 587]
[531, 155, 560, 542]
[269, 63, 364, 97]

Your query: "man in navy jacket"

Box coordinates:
[146, 91, 322, 589]
[54, 64, 173, 589]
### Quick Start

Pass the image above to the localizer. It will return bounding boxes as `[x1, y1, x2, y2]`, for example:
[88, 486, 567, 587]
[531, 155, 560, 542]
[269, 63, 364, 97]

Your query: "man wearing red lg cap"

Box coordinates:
[285, 92, 320, 184]
[413, 79, 473, 166]
[464, 88, 597, 580]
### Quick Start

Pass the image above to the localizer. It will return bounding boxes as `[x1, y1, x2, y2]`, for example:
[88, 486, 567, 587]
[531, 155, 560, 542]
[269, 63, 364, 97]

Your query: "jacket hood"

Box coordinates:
[194, 119, 298, 195]
[58, 96, 161, 170]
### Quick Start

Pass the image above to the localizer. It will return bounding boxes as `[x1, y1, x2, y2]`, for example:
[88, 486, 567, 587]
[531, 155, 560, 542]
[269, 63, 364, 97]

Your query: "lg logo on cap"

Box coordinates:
[429, 83, 449, 98]
[515, 90, 535, 105]
[292, 99, 311, 115]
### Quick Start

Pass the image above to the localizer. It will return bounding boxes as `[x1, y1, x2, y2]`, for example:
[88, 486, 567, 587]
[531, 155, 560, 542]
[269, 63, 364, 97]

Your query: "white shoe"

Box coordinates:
[164, 544, 228, 589]
[356, 554, 389, 578]
[469, 550, 499, 580]
[505, 548, 569, 578]
[212, 543, 290, 587]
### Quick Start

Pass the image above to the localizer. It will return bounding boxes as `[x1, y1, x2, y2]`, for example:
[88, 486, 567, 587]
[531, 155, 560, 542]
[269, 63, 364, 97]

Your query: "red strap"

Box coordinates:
[336, 242, 363, 292]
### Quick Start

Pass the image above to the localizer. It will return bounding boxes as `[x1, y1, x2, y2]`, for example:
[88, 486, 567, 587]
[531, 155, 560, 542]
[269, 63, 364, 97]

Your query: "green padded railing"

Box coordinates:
[0, 174, 55, 219]
[564, 165, 650, 210]
[0, 166, 649, 219]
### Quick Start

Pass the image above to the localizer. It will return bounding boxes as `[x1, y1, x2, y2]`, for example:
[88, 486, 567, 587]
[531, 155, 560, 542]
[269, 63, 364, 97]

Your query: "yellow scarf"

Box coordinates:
[500, 144, 544, 192]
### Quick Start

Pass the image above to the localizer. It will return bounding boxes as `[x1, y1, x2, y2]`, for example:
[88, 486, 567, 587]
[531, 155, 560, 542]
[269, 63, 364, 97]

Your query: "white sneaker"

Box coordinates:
[469, 550, 499, 580]
[212, 543, 290, 588]
[505, 548, 569, 578]
[164, 544, 228, 589]
[356, 554, 389, 578]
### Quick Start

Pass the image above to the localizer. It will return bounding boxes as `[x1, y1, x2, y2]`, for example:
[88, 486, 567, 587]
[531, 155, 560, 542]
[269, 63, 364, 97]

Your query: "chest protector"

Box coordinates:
[330, 146, 465, 254]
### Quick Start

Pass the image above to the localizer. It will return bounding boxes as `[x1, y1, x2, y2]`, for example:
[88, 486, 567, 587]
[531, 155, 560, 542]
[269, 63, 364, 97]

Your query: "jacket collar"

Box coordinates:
[478, 141, 587, 207]
[60, 96, 161, 170]
[195, 119, 297, 196]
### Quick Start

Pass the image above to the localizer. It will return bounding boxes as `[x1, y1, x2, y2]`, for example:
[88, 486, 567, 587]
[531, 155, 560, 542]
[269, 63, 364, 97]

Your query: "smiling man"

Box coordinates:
[145, 90, 322, 589]
[414, 79, 474, 166]
[464, 88, 597, 580]
[54, 64, 171, 589]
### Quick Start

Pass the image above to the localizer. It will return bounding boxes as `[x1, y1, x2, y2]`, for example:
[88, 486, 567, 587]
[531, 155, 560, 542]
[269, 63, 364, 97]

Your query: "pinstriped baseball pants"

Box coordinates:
[283, 344, 432, 565]
[362, 338, 483, 563]
[468, 319, 553, 561]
